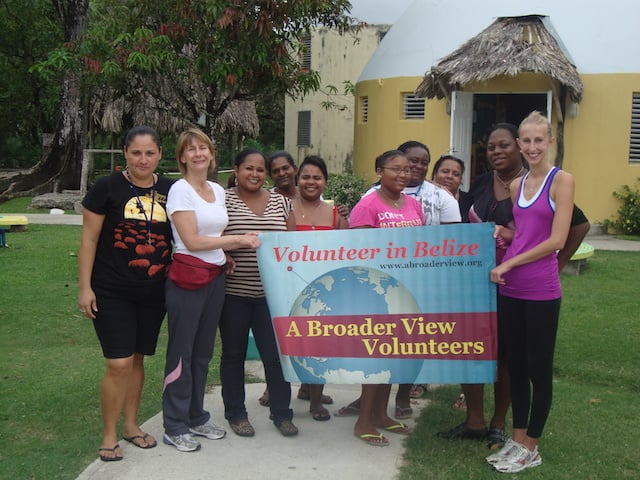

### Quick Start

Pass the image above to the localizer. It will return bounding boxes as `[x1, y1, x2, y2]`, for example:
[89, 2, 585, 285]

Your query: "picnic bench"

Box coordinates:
[562, 242, 594, 275]
[0, 215, 29, 247]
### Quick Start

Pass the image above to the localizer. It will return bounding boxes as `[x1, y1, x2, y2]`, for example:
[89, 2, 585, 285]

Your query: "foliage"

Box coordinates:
[605, 178, 640, 235]
[320, 80, 355, 110]
[38, 0, 359, 129]
[324, 172, 369, 210]
[2, 1, 358, 196]
[0, 0, 62, 168]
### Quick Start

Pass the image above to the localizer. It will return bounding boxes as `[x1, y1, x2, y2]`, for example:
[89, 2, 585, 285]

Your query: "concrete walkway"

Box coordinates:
[77, 369, 427, 480]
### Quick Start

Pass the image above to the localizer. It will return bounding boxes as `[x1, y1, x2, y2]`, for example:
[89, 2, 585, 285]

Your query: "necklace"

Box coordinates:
[377, 188, 403, 208]
[494, 167, 525, 191]
[188, 179, 211, 196]
[124, 170, 156, 245]
[405, 180, 424, 198]
[296, 198, 322, 228]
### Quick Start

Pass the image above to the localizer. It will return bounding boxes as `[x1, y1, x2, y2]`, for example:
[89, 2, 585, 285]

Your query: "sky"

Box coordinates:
[348, 0, 414, 24]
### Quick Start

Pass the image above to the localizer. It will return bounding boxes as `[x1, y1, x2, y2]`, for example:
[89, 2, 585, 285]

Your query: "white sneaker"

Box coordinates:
[190, 421, 227, 440]
[486, 438, 519, 464]
[493, 442, 542, 473]
[163, 433, 201, 452]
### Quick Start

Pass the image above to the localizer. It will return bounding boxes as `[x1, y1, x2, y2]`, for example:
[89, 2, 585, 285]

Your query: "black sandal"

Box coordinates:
[486, 427, 506, 450]
[437, 423, 487, 440]
[98, 444, 123, 462]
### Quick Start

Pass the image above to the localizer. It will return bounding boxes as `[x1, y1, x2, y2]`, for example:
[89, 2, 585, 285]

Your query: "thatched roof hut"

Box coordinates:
[214, 100, 259, 137]
[415, 16, 583, 104]
[90, 88, 259, 137]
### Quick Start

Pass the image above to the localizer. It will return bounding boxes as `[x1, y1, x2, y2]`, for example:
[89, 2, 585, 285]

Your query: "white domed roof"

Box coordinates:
[358, 0, 640, 81]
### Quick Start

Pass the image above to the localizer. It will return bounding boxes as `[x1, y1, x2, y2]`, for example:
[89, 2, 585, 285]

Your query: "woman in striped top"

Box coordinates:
[219, 149, 299, 438]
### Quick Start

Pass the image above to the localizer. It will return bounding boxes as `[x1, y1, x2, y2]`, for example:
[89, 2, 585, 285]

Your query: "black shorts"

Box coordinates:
[92, 285, 166, 359]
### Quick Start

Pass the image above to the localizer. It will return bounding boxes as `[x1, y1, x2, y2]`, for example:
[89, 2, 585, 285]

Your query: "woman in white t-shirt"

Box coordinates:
[162, 128, 259, 452]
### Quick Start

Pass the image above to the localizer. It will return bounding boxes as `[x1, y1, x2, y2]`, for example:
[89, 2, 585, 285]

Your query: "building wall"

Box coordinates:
[354, 77, 448, 179]
[563, 73, 640, 223]
[284, 25, 389, 172]
[354, 72, 640, 223]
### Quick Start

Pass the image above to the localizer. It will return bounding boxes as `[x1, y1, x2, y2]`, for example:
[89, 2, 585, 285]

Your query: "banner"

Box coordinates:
[257, 223, 497, 384]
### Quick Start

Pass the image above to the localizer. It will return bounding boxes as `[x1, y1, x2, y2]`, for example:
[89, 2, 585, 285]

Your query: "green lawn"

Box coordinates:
[398, 251, 640, 479]
[0, 224, 638, 479]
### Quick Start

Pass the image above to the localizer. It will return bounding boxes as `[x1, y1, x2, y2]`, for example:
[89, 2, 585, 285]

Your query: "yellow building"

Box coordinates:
[354, 0, 640, 223]
[284, 24, 389, 173]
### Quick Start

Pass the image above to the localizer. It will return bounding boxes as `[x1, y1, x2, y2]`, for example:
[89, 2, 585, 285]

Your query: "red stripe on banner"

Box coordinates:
[273, 312, 496, 360]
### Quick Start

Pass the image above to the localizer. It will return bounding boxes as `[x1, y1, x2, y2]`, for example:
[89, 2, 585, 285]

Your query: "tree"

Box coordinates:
[0, 0, 89, 200]
[0, 0, 62, 168]
[0, 0, 357, 200]
[87, 0, 356, 129]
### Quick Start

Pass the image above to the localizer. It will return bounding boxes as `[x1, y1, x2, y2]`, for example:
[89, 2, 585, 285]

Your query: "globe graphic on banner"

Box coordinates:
[288, 266, 423, 383]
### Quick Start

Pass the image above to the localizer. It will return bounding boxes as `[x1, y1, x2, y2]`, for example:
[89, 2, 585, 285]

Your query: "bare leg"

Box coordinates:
[461, 383, 487, 429]
[395, 384, 411, 410]
[373, 384, 398, 428]
[99, 356, 134, 458]
[121, 353, 155, 446]
[354, 385, 379, 437]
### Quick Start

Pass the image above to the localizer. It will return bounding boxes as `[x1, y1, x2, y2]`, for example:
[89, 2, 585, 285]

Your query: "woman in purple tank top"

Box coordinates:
[487, 112, 575, 473]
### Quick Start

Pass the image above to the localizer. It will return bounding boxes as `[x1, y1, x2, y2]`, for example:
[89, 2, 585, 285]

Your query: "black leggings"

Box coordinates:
[498, 294, 561, 439]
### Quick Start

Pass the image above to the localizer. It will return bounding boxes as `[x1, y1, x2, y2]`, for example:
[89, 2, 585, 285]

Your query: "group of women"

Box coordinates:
[79, 126, 350, 460]
[80, 112, 582, 472]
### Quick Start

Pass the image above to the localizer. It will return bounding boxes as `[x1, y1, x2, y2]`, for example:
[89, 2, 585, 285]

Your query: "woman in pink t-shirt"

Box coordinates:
[348, 150, 424, 446]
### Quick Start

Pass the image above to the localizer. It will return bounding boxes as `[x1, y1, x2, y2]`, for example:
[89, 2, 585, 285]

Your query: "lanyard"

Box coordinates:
[126, 172, 156, 244]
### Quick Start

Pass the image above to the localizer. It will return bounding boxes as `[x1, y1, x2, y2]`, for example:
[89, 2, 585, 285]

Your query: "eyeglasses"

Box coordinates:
[382, 167, 411, 175]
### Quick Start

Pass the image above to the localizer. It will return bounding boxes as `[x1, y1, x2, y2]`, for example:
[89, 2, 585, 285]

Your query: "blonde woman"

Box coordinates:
[488, 112, 574, 472]
[162, 129, 259, 452]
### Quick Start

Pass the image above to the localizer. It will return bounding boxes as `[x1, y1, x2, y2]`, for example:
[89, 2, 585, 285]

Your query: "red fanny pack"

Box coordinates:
[168, 253, 224, 290]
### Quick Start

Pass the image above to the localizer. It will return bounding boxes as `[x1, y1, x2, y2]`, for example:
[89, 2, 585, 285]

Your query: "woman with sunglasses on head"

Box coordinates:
[257, 151, 337, 410]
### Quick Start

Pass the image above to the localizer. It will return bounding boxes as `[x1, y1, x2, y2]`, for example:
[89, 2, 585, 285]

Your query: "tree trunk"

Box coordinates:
[0, 0, 89, 203]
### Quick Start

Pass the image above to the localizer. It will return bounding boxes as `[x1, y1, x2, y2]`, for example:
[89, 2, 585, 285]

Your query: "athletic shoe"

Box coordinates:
[486, 438, 519, 464]
[493, 442, 542, 473]
[190, 421, 227, 440]
[163, 433, 201, 452]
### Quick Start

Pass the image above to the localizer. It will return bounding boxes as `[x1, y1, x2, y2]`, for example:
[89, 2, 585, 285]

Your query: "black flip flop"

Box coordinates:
[99, 444, 123, 462]
[123, 433, 157, 449]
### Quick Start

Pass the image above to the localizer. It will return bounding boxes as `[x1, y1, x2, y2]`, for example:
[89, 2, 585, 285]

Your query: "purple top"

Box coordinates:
[500, 167, 561, 301]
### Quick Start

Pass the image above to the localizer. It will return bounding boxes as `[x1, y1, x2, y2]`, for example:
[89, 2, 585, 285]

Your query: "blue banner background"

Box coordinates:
[257, 223, 497, 384]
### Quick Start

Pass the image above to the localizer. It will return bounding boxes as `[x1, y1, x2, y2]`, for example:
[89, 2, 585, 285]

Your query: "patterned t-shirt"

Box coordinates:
[365, 180, 460, 225]
[82, 172, 173, 292]
[224, 189, 291, 297]
[349, 190, 424, 228]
